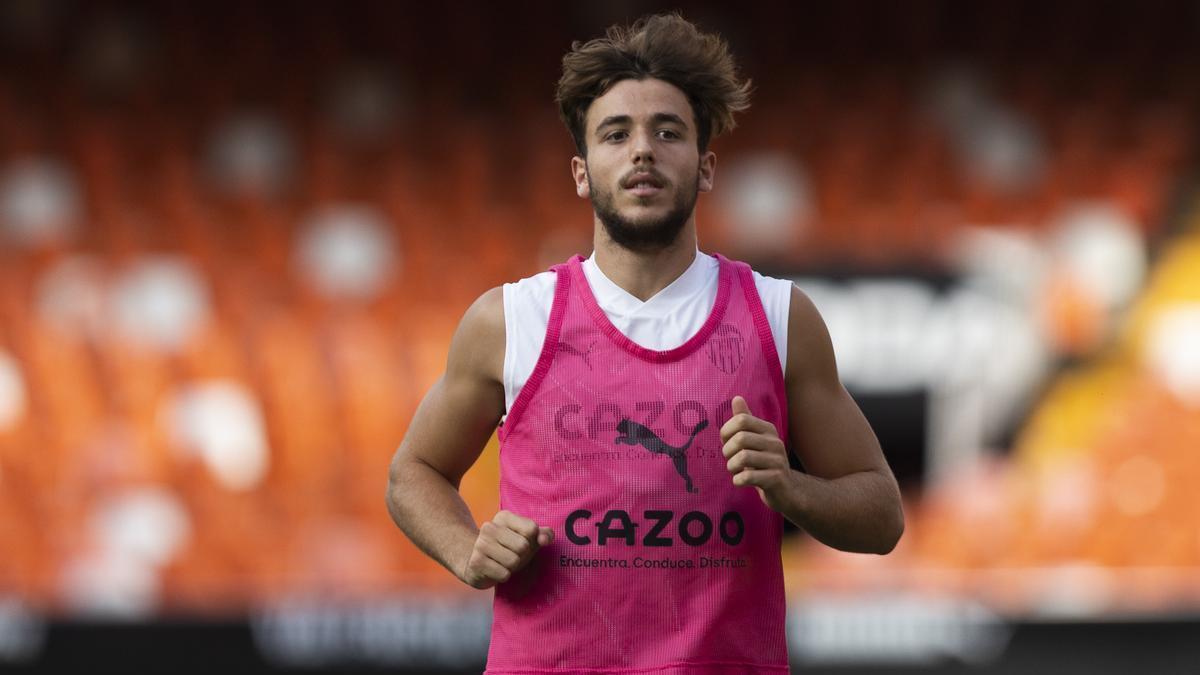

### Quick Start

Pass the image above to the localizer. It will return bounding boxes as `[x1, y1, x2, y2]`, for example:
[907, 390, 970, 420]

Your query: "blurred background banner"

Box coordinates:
[1, 0, 1199, 672]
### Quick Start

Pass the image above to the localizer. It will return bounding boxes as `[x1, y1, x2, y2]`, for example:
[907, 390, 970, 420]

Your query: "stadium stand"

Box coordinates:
[0, 1, 1197, 624]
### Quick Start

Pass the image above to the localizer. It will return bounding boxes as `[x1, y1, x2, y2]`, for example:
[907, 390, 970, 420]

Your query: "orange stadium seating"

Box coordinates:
[0, 1, 1198, 615]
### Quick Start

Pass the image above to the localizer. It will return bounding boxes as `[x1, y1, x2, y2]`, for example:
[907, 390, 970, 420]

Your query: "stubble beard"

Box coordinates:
[588, 165, 699, 253]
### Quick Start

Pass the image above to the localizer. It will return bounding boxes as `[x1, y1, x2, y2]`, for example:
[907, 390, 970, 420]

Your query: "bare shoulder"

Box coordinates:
[446, 286, 506, 385]
[392, 287, 507, 483]
[784, 283, 839, 386]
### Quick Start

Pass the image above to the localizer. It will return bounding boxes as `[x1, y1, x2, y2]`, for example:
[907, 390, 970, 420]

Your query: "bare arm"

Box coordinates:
[386, 288, 551, 588]
[722, 285, 904, 554]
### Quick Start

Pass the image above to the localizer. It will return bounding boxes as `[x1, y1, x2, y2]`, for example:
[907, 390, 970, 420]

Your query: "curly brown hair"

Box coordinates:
[556, 13, 752, 157]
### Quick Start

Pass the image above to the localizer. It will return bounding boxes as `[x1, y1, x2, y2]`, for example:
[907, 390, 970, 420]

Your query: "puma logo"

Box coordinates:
[615, 418, 709, 493]
[560, 341, 595, 370]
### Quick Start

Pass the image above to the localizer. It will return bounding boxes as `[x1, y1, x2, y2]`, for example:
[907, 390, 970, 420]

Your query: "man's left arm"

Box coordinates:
[722, 285, 904, 554]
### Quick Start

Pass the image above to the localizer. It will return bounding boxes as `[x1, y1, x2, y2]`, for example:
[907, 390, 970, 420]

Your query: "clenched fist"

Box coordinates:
[462, 509, 554, 589]
[721, 395, 797, 514]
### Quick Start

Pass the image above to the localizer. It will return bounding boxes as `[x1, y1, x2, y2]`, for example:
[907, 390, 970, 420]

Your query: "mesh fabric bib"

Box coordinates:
[486, 253, 790, 674]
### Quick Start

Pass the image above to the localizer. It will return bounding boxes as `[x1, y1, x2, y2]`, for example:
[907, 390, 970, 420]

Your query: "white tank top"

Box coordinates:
[502, 249, 793, 412]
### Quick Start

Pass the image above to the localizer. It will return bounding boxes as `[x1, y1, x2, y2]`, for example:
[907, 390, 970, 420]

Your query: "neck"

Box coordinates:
[592, 220, 699, 302]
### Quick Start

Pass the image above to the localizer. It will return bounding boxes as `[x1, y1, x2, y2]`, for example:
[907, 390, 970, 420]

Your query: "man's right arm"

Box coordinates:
[385, 287, 552, 589]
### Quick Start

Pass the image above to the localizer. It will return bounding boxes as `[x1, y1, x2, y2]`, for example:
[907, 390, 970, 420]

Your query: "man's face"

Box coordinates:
[571, 78, 715, 252]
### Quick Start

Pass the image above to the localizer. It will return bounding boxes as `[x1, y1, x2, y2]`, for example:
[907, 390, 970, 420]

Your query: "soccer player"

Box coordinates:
[386, 13, 904, 673]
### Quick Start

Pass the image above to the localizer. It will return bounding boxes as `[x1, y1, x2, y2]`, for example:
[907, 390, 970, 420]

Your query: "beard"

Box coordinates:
[588, 165, 699, 253]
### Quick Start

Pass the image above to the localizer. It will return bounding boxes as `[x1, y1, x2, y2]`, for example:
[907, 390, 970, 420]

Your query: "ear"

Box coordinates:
[698, 150, 716, 193]
[571, 155, 590, 199]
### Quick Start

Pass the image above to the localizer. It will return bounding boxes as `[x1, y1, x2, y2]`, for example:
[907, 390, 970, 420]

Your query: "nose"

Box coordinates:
[630, 129, 655, 164]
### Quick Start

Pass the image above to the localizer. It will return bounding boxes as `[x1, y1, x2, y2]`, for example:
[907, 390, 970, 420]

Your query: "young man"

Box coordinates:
[386, 14, 904, 673]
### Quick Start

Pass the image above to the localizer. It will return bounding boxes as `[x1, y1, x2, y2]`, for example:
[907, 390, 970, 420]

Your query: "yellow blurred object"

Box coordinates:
[914, 216, 1200, 580]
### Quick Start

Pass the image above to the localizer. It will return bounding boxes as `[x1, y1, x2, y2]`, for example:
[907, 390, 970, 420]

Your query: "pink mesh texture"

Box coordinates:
[487, 254, 790, 673]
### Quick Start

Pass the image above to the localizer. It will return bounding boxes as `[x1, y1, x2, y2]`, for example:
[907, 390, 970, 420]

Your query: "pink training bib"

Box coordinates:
[486, 253, 790, 674]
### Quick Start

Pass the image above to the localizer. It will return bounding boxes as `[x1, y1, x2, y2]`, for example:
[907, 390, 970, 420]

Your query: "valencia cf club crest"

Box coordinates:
[707, 323, 746, 374]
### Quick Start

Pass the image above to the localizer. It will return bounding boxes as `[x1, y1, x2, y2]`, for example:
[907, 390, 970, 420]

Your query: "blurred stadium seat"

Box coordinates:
[0, 2, 1198, 636]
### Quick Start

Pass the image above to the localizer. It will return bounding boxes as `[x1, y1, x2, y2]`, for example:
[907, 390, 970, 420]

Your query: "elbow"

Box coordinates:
[878, 518, 904, 555]
[385, 457, 411, 517]
[874, 500, 905, 555]
[868, 470, 905, 555]
[385, 454, 449, 518]
[384, 474, 401, 520]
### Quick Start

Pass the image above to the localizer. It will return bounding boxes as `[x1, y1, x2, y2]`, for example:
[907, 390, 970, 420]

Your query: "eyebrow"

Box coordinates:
[594, 112, 689, 134]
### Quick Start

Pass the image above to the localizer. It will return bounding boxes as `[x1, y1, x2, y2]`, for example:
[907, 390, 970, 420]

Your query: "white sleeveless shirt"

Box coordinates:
[502, 249, 793, 413]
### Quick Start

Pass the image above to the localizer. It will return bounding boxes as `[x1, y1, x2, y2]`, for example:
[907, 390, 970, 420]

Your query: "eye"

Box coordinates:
[657, 129, 681, 140]
[604, 130, 628, 142]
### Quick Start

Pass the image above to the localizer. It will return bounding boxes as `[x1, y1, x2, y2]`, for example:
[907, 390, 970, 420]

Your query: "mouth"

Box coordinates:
[623, 173, 665, 197]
